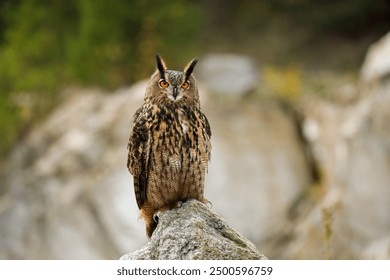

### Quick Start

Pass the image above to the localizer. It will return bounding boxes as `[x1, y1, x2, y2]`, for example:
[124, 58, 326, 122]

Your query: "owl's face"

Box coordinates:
[145, 55, 200, 106]
[156, 70, 193, 102]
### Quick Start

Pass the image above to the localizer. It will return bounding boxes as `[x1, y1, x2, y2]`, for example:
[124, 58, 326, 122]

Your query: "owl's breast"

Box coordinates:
[151, 116, 195, 164]
[144, 104, 209, 206]
[149, 104, 210, 162]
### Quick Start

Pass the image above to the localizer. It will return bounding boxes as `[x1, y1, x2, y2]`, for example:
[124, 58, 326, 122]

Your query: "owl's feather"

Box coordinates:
[127, 107, 150, 209]
[184, 58, 198, 80]
[156, 54, 167, 78]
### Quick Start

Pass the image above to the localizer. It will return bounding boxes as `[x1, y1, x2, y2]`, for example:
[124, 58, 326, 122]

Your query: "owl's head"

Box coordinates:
[145, 54, 199, 106]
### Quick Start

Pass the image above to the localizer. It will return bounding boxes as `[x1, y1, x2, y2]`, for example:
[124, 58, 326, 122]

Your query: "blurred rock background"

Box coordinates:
[0, 0, 389, 259]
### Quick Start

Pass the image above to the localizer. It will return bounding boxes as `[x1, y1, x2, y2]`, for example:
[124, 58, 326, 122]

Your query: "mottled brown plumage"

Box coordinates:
[127, 55, 211, 237]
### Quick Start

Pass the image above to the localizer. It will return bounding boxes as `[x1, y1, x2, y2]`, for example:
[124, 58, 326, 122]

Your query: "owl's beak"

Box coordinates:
[172, 87, 178, 99]
[168, 86, 181, 101]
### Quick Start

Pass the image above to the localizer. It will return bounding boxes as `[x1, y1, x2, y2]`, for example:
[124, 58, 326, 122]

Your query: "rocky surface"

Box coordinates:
[120, 200, 267, 260]
[361, 31, 390, 84]
[197, 53, 259, 96]
[283, 31, 390, 259]
[0, 85, 147, 259]
[1, 32, 390, 260]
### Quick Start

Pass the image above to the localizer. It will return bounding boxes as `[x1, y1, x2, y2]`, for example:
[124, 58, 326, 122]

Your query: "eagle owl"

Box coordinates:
[127, 55, 212, 237]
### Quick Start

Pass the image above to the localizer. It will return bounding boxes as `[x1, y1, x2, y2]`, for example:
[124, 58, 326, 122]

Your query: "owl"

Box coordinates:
[127, 54, 212, 237]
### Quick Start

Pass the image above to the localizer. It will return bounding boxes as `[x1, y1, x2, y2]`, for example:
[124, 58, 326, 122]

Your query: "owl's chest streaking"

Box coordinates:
[145, 103, 210, 206]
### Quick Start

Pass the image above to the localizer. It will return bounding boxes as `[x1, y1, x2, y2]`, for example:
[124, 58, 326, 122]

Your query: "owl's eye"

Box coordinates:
[159, 79, 169, 88]
[181, 81, 190, 89]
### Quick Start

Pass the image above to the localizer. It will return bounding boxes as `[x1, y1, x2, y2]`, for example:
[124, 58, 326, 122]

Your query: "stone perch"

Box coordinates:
[120, 200, 267, 260]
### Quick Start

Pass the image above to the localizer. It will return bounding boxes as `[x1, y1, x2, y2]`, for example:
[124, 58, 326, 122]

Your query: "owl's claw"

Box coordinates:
[176, 201, 183, 208]
[206, 200, 213, 208]
[153, 212, 160, 223]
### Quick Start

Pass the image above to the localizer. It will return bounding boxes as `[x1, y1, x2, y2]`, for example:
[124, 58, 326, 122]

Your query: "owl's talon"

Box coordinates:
[176, 201, 183, 208]
[153, 212, 160, 223]
[206, 200, 213, 208]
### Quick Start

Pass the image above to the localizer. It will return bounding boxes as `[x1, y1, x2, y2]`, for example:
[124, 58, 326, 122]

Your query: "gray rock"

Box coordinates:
[197, 53, 259, 96]
[286, 32, 390, 259]
[0, 84, 148, 259]
[363, 237, 390, 259]
[205, 99, 311, 254]
[120, 200, 267, 260]
[361, 31, 390, 84]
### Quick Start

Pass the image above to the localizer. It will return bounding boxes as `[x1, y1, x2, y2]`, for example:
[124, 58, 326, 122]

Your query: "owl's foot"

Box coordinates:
[176, 201, 183, 208]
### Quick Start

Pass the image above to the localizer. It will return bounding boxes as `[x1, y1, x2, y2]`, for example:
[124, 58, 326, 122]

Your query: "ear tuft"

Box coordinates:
[184, 58, 198, 80]
[156, 54, 167, 78]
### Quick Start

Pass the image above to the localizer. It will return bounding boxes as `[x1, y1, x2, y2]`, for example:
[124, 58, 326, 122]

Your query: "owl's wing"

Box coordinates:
[202, 112, 212, 139]
[127, 107, 150, 209]
[199, 110, 212, 161]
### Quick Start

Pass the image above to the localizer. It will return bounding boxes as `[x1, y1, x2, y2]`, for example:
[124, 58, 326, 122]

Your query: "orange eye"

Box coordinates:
[181, 81, 190, 89]
[159, 79, 169, 88]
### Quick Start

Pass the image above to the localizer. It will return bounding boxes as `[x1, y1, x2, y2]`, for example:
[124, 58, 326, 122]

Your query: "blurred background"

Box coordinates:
[0, 0, 390, 259]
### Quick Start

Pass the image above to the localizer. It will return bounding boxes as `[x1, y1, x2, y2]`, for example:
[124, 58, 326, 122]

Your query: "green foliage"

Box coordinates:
[0, 0, 73, 92]
[0, 96, 23, 154]
[66, 0, 201, 85]
[0, 0, 202, 90]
